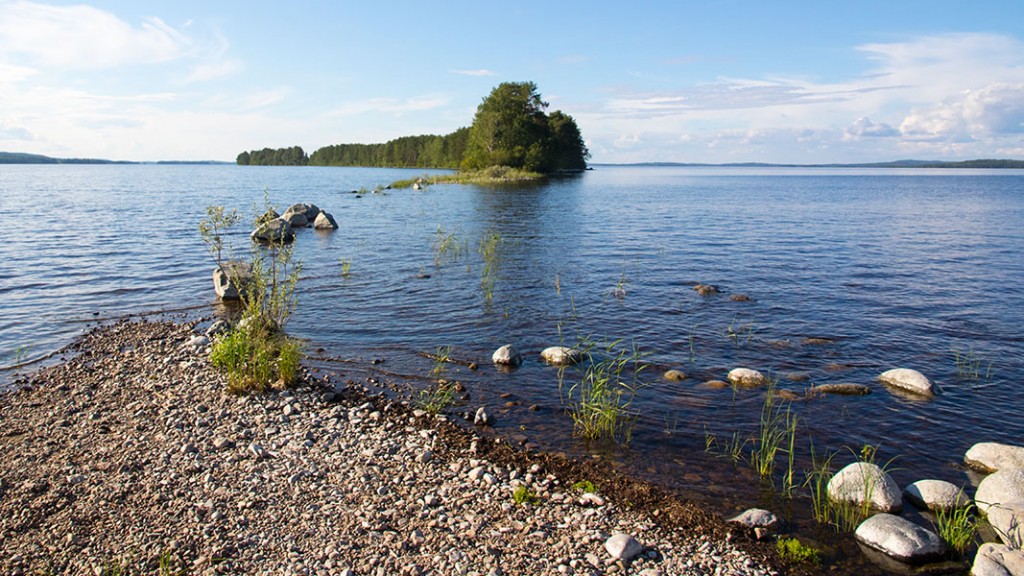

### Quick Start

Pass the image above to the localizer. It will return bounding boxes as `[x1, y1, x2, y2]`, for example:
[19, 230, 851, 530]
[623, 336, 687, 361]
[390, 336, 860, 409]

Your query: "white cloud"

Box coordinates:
[0, 1, 194, 69]
[900, 83, 1024, 141]
[450, 69, 496, 77]
[328, 95, 451, 117]
[844, 117, 900, 140]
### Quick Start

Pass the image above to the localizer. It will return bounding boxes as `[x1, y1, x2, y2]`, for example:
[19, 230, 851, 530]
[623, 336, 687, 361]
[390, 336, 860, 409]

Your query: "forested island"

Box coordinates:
[237, 82, 590, 174]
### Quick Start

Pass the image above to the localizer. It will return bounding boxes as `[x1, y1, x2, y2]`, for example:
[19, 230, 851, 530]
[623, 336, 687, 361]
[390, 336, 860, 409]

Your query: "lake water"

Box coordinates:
[2, 164, 1023, 545]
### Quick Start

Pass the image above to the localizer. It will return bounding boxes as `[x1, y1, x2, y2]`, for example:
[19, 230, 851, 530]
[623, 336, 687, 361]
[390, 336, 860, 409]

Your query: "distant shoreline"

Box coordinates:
[4, 150, 1024, 169]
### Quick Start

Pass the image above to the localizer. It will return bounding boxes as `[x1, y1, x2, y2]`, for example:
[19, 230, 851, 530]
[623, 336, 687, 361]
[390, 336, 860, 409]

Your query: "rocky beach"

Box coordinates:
[0, 318, 782, 576]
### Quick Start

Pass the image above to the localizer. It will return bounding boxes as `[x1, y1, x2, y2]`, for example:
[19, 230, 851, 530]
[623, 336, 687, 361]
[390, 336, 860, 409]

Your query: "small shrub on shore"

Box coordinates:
[211, 324, 302, 393]
[512, 485, 540, 505]
[416, 380, 457, 414]
[571, 480, 597, 493]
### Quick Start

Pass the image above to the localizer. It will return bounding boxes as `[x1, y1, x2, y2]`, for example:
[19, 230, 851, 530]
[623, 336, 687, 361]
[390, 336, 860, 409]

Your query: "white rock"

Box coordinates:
[903, 479, 971, 511]
[540, 346, 581, 366]
[313, 211, 338, 230]
[579, 492, 606, 507]
[987, 501, 1024, 549]
[878, 368, 934, 397]
[604, 533, 644, 561]
[827, 462, 903, 513]
[727, 368, 767, 387]
[185, 335, 209, 350]
[727, 508, 778, 529]
[473, 407, 491, 426]
[966, 443, 1024, 474]
[492, 344, 522, 366]
[468, 466, 486, 481]
[972, 542, 1024, 576]
[976, 469, 1024, 515]
[855, 513, 945, 563]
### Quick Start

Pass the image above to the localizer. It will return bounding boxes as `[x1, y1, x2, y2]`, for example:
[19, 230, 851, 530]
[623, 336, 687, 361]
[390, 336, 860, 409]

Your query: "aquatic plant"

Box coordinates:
[934, 500, 977, 556]
[340, 258, 351, 278]
[560, 338, 648, 443]
[433, 226, 467, 265]
[479, 231, 503, 302]
[775, 537, 821, 565]
[554, 273, 561, 295]
[952, 347, 992, 382]
[750, 382, 800, 494]
[431, 345, 452, 376]
[612, 272, 628, 299]
[415, 380, 458, 415]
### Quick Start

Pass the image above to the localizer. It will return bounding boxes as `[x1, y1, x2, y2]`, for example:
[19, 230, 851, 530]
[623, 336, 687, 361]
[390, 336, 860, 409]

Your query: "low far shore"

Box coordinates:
[0, 318, 787, 576]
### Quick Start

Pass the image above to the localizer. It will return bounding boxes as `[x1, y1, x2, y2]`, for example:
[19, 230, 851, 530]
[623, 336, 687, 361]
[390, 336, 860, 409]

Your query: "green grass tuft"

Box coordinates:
[512, 485, 540, 505]
[776, 537, 821, 565]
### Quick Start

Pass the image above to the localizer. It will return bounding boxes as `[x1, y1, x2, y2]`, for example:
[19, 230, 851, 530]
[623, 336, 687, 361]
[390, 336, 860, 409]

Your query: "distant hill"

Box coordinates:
[0, 152, 230, 165]
[598, 159, 1024, 169]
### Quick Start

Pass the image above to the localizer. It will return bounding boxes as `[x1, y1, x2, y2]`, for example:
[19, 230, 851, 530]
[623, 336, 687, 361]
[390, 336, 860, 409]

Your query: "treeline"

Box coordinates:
[308, 128, 470, 168]
[236, 146, 308, 166]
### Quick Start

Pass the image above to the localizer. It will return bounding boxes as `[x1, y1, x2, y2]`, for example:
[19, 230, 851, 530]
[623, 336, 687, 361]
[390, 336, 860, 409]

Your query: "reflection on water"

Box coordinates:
[2, 164, 1024, 519]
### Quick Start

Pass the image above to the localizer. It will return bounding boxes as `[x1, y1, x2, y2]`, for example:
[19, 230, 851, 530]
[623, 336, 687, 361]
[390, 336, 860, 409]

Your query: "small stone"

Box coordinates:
[727, 368, 767, 387]
[181, 442, 198, 454]
[604, 533, 644, 561]
[903, 479, 971, 511]
[812, 383, 872, 396]
[727, 508, 778, 529]
[492, 344, 522, 366]
[540, 346, 582, 366]
[693, 283, 719, 296]
[248, 443, 268, 459]
[473, 407, 491, 426]
[828, 462, 903, 513]
[663, 369, 687, 381]
[579, 492, 606, 507]
[878, 368, 934, 397]
[212, 437, 234, 451]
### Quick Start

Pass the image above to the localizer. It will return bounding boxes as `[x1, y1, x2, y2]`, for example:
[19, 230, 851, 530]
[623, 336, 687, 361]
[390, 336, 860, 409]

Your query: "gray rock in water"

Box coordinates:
[966, 442, 1024, 474]
[212, 260, 251, 299]
[282, 203, 321, 228]
[976, 468, 1024, 515]
[972, 542, 1024, 576]
[540, 346, 581, 366]
[250, 217, 295, 244]
[813, 383, 872, 396]
[727, 367, 767, 387]
[313, 211, 338, 230]
[492, 344, 522, 366]
[727, 508, 778, 529]
[828, 462, 903, 513]
[855, 513, 945, 564]
[903, 479, 971, 511]
[987, 501, 1024, 549]
[604, 533, 644, 561]
[878, 368, 934, 397]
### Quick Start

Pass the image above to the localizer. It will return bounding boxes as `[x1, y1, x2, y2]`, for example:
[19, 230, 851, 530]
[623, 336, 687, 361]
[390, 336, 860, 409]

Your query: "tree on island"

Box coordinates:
[461, 81, 589, 173]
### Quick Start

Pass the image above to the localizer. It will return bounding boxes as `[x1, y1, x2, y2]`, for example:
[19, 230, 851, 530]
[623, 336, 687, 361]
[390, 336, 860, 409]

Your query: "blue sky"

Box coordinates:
[2, 0, 1024, 163]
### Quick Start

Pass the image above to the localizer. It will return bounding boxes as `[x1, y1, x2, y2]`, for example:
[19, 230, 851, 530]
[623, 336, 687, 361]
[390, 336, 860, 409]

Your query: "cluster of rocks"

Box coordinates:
[251, 202, 338, 244]
[0, 320, 778, 576]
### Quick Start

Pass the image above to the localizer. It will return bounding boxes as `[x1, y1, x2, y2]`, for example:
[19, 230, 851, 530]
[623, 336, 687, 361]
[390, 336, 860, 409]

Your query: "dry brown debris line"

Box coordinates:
[0, 320, 776, 576]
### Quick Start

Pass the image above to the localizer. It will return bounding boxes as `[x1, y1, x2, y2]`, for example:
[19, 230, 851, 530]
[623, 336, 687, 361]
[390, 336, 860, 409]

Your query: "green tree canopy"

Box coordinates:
[462, 81, 589, 173]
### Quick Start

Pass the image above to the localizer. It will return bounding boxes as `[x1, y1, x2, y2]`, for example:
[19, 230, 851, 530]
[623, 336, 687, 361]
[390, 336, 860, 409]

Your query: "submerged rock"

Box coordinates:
[878, 368, 934, 397]
[812, 383, 872, 396]
[965, 442, 1024, 474]
[976, 468, 1024, 515]
[540, 346, 581, 366]
[727, 367, 767, 388]
[663, 369, 687, 381]
[250, 217, 295, 244]
[828, 462, 903, 513]
[492, 344, 522, 366]
[854, 513, 944, 564]
[313, 211, 338, 230]
[972, 542, 1024, 576]
[693, 283, 720, 296]
[903, 479, 971, 511]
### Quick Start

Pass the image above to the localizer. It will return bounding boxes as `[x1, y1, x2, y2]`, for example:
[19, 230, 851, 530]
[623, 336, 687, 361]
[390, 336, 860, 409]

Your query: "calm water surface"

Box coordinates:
[2, 164, 1023, 529]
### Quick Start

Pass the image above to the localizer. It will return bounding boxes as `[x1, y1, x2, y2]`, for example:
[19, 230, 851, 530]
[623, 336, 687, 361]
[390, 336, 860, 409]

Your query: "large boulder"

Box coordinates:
[492, 344, 522, 367]
[313, 211, 339, 230]
[966, 443, 1024, 474]
[987, 501, 1024, 549]
[282, 203, 321, 228]
[854, 513, 945, 564]
[903, 479, 971, 512]
[976, 469, 1024, 515]
[250, 217, 295, 244]
[828, 462, 903, 513]
[727, 367, 768, 388]
[878, 368, 934, 397]
[972, 543, 1024, 576]
[212, 260, 251, 299]
[540, 346, 582, 366]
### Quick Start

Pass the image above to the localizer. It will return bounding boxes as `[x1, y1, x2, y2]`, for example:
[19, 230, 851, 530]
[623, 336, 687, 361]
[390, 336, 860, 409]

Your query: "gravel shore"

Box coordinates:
[0, 319, 783, 575]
